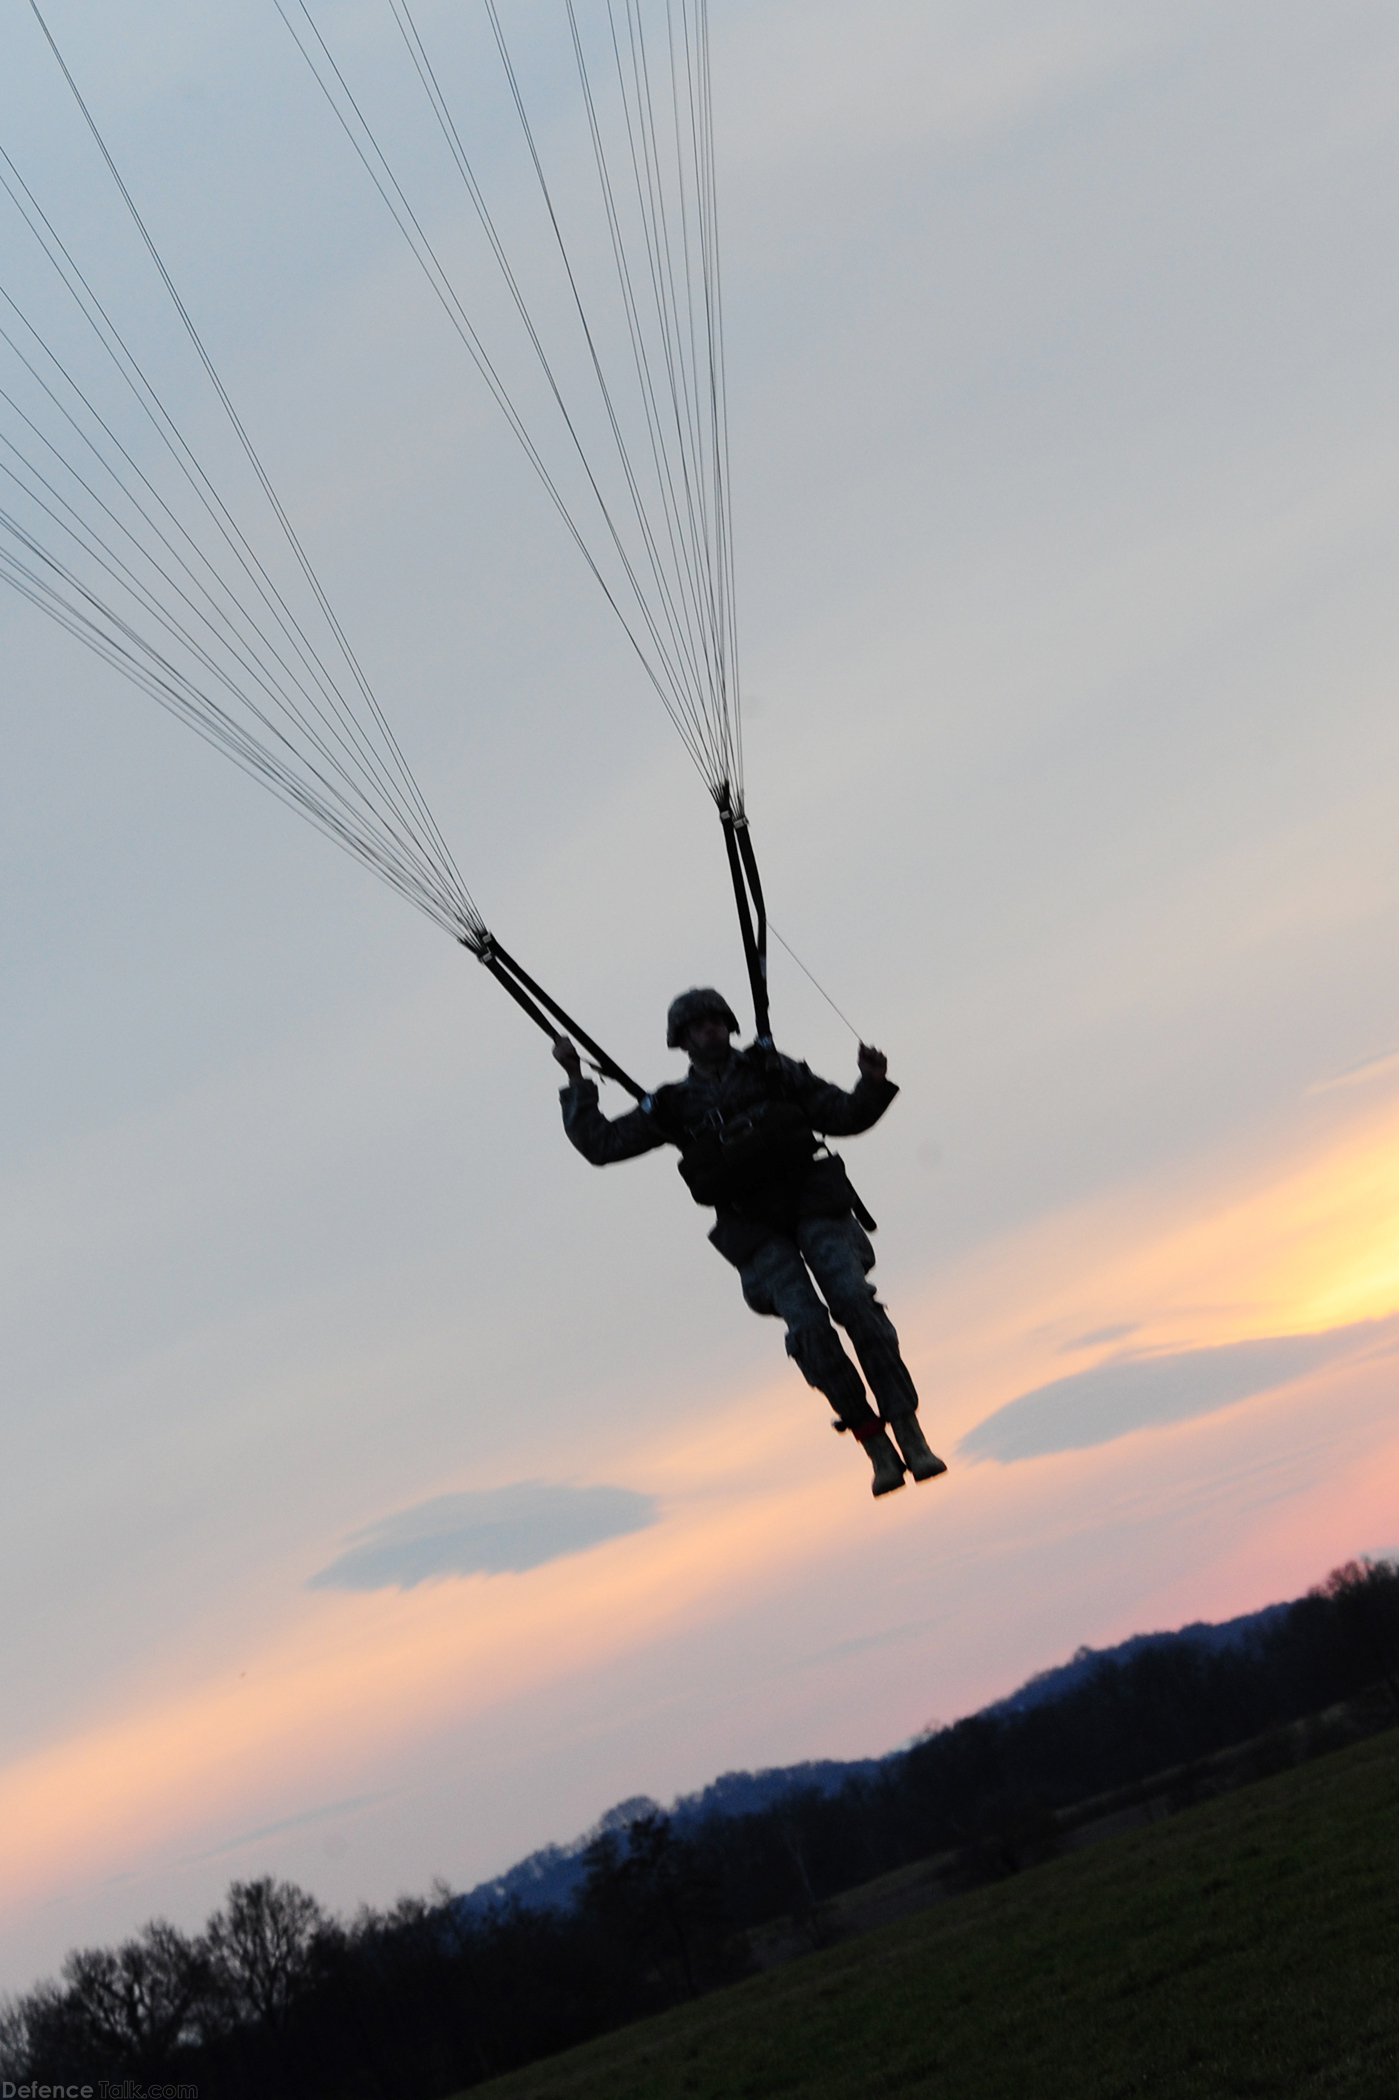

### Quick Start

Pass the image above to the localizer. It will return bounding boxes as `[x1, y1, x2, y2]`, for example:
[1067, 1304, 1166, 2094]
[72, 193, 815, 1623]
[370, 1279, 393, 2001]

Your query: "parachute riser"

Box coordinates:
[715, 784, 770, 1045]
[467, 932, 646, 1102]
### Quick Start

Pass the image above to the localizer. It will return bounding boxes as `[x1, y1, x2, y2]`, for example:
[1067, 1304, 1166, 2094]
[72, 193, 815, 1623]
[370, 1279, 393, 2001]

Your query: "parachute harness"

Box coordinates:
[716, 783, 770, 1047]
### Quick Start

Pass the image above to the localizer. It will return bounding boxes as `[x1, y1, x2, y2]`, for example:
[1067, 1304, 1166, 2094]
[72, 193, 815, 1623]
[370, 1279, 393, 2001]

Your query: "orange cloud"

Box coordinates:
[905, 1085, 1399, 1442]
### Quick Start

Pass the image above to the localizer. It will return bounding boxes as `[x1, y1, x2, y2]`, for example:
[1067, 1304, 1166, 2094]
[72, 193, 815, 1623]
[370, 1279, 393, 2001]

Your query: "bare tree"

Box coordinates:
[204, 1876, 337, 2037]
[0, 1991, 35, 2080]
[31, 1920, 208, 2080]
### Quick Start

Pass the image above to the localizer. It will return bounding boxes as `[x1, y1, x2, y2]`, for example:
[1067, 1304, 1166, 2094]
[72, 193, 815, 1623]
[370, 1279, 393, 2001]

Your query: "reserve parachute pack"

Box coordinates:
[670, 1098, 819, 1208]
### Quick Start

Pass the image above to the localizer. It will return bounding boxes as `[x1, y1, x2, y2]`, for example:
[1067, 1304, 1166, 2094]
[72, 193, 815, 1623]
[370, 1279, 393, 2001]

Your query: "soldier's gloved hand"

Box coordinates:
[857, 1043, 888, 1082]
[552, 1035, 584, 1082]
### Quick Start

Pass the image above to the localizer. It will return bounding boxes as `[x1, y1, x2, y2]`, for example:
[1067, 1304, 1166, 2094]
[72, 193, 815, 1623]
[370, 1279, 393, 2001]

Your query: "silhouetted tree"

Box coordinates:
[205, 1875, 340, 2035]
[21, 1919, 207, 2085]
[1315, 1559, 1399, 1710]
[0, 1991, 36, 2082]
[580, 1811, 735, 1997]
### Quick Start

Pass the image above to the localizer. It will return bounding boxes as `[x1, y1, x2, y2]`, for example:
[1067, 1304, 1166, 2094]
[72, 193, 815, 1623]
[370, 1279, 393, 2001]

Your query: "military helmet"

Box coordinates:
[666, 986, 740, 1049]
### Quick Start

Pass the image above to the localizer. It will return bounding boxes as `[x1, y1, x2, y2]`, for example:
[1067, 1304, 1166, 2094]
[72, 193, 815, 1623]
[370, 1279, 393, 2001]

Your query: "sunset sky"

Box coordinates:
[3, 0, 1398, 1995]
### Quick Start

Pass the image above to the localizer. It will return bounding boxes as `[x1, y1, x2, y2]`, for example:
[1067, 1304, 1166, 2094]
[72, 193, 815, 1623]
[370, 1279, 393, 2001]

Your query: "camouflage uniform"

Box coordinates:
[559, 1046, 919, 1437]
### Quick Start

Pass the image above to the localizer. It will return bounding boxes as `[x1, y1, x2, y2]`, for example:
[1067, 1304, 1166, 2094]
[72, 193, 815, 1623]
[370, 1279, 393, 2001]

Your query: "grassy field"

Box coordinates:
[456, 1727, 1398, 2100]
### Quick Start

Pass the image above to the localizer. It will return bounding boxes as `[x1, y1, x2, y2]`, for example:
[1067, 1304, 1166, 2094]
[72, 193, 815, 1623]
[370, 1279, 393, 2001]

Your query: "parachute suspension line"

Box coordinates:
[0, 518, 476, 936]
[694, 0, 744, 804]
[24, 14, 443, 885]
[0, 483, 476, 934]
[482, 0, 724, 782]
[566, 2, 704, 733]
[0, 155, 382, 765]
[8, 5, 483, 947]
[0, 288, 426, 867]
[574, 0, 736, 796]
[469, 933, 646, 1102]
[387, 0, 752, 1010]
[420, 0, 730, 793]
[0, 308, 473, 938]
[281, 1, 742, 801]
[647, 0, 740, 797]
[278, 0, 716, 795]
[6, 8, 660, 1074]
[0, 179, 437, 896]
[576, 0, 741, 796]
[766, 924, 864, 1043]
[25, 0, 472, 932]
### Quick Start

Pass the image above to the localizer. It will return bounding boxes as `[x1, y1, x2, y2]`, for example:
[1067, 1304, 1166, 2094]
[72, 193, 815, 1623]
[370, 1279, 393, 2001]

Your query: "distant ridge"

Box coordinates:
[980, 1601, 1292, 1716]
[456, 1598, 1289, 1917]
[458, 1762, 882, 1918]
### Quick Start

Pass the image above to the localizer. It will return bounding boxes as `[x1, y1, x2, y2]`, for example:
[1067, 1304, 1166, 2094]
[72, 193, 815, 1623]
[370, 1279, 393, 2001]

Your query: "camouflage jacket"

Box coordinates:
[559, 1045, 898, 1265]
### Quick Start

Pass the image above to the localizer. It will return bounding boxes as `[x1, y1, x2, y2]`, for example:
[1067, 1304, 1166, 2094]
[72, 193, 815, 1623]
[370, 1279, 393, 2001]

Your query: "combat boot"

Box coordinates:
[852, 1422, 906, 1497]
[887, 1414, 947, 1483]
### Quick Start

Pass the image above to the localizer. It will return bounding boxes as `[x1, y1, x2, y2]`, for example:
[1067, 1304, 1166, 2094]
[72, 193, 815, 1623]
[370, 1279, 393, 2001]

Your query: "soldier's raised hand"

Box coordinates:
[552, 1034, 584, 1081]
[857, 1042, 888, 1081]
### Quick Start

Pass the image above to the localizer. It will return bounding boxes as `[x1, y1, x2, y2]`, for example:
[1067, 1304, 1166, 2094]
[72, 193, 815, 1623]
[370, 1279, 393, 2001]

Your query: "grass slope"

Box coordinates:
[458, 1729, 1398, 2100]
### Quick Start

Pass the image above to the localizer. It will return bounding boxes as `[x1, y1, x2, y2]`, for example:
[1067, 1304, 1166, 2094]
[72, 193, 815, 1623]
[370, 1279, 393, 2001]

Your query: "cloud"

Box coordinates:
[960, 1319, 1396, 1465]
[183, 1792, 393, 1866]
[307, 1483, 659, 1591]
[1308, 1048, 1399, 1095]
[1058, 1322, 1140, 1353]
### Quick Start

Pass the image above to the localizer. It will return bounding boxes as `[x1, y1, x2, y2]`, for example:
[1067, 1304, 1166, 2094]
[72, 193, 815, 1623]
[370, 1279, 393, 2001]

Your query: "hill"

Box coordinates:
[456, 1598, 1288, 1919]
[978, 1599, 1291, 1716]
[459, 1763, 882, 1919]
[456, 1725, 1399, 2100]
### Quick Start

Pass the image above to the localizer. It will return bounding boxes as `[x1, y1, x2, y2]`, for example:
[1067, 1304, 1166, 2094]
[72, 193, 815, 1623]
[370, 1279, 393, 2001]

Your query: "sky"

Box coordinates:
[3, 0, 1398, 1996]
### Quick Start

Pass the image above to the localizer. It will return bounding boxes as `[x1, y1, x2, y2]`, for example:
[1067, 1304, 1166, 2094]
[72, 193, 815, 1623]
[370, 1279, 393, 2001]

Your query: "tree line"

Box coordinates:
[3, 1557, 1396, 2100]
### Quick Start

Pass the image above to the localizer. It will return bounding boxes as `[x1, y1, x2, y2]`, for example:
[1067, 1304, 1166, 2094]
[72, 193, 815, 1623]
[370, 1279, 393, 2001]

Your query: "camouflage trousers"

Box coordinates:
[738, 1214, 920, 1432]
